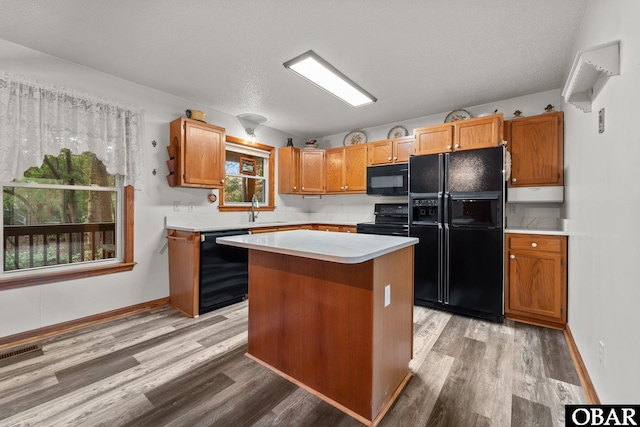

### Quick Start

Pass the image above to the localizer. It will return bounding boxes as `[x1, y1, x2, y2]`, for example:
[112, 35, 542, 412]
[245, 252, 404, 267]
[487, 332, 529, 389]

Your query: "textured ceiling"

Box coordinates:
[0, 0, 586, 139]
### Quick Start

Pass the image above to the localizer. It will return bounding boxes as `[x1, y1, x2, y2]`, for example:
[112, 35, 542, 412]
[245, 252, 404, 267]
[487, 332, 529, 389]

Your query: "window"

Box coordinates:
[219, 136, 275, 212]
[0, 149, 134, 289]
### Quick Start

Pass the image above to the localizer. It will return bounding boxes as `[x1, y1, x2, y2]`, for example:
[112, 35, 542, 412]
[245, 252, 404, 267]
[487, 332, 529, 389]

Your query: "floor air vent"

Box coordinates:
[0, 344, 44, 368]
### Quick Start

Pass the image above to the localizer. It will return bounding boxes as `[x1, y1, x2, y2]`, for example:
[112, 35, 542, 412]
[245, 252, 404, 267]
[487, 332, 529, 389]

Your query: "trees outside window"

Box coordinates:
[3, 149, 121, 272]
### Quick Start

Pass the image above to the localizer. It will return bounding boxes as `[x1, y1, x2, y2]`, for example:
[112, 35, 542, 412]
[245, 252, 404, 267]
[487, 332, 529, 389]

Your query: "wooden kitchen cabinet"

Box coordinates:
[414, 113, 503, 155]
[325, 144, 367, 193]
[167, 229, 200, 317]
[300, 148, 325, 194]
[505, 233, 567, 329]
[506, 111, 564, 187]
[278, 146, 301, 194]
[414, 123, 453, 155]
[168, 117, 226, 188]
[367, 136, 414, 166]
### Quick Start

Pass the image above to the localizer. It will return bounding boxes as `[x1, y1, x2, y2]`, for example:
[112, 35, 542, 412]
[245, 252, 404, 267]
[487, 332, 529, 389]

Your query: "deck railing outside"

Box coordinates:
[3, 222, 116, 271]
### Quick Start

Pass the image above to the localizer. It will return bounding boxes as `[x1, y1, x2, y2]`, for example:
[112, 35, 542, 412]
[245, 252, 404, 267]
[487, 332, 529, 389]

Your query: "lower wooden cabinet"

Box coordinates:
[167, 229, 199, 317]
[505, 233, 567, 329]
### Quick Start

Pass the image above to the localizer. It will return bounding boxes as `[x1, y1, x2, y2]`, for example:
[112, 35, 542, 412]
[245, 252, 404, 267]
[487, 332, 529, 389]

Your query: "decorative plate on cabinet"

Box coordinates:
[444, 109, 472, 123]
[387, 125, 409, 139]
[343, 130, 367, 146]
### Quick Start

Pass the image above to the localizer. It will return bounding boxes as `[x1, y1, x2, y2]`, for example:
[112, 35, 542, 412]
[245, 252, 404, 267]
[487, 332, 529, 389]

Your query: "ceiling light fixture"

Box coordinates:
[283, 50, 377, 107]
[236, 113, 267, 144]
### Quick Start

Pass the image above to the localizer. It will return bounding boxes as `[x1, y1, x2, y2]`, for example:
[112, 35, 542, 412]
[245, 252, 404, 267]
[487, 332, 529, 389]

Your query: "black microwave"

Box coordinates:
[366, 164, 408, 196]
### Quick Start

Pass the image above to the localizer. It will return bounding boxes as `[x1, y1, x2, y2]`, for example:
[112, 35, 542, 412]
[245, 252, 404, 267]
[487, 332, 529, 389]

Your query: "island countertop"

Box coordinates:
[216, 229, 418, 264]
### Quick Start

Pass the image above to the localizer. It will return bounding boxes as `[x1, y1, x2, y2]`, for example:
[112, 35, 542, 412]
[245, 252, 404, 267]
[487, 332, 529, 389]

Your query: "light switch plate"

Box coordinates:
[173, 201, 180, 212]
[384, 284, 391, 307]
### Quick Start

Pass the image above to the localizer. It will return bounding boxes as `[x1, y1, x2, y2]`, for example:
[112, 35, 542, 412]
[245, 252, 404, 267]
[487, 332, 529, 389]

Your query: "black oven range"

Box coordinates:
[356, 203, 409, 236]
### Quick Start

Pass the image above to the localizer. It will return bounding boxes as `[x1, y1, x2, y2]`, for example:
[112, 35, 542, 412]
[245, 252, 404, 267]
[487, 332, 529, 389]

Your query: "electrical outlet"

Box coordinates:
[599, 108, 605, 133]
[599, 341, 605, 367]
[173, 201, 180, 212]
[188, 202, 194, 212]
[384, 284, 391, 307]
[508, 203, 518, 214]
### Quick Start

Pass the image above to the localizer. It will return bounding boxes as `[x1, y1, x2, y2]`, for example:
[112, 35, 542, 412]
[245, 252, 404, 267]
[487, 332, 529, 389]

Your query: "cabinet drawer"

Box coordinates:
[507, 234, 564, 253]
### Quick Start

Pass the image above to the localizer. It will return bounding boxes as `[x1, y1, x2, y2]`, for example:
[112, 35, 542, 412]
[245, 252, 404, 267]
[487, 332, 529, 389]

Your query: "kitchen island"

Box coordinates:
[217, 230, 418, 427]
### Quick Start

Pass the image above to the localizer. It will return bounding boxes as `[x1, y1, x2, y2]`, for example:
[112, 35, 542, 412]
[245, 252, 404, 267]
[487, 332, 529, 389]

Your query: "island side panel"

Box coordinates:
[371, 246, 415, 418]
[247, 250, 375, 421]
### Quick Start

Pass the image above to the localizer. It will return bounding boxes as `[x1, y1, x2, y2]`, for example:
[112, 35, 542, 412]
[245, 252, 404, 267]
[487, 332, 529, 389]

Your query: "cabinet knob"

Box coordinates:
[454, 144, 460, 149]
[345, 185, 348, 190]
[341, 186, 344, 190]
[512, 178, 517, 182]
[220, 179, 225, 184]
[388, 157, 392, 161]
[510, 254, 515, 259]
[531, 242, 538, 248]
[293, 186, 297, 190]
[346, 230, 351, 233]
[447, 145, 452, 150]
[394, 157, 398, 160]
[301, 187, 305, 190]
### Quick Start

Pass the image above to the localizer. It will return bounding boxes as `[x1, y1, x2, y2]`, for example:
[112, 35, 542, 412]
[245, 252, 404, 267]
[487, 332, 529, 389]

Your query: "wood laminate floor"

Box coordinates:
[0, 301, 586, 427]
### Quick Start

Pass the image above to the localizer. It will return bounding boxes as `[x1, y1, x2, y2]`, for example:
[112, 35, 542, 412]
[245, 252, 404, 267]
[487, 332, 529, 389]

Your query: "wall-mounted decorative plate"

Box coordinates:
[444, 109, 472, 123]
[343, 130, 367, 145]
[387, 125, 409, 139]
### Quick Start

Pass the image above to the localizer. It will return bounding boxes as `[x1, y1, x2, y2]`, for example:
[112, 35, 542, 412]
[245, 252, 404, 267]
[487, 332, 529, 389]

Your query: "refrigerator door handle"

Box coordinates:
[442, 153, 448, 194]
[438, 223, 443, 303]
[444, 223, 450, 304]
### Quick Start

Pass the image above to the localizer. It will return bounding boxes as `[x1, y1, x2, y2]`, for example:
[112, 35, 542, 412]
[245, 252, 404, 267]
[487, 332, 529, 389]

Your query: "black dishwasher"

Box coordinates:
[199, 229, 249, 315]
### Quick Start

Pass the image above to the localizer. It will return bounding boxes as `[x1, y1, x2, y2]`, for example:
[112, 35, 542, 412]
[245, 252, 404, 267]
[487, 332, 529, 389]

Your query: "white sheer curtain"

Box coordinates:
[0, 70, 145, 189]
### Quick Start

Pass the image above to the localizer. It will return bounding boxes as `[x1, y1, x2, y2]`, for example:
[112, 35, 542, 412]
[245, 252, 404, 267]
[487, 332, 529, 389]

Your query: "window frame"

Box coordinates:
[0, 185, 135, 291]
[219, 135, 275, 212]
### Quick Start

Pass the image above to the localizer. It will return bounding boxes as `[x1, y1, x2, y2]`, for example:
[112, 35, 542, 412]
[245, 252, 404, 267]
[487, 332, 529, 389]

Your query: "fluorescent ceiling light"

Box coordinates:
[283, 50, 376, 107]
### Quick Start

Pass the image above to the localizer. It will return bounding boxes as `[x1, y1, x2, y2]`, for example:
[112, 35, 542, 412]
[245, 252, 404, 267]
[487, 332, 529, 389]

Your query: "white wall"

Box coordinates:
[563, 0, 640, 403]
[0, 39, 302, 338]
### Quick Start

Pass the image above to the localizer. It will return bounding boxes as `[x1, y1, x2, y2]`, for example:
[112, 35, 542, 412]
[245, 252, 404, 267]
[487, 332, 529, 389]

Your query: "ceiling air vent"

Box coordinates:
[0, 344, 44, 368]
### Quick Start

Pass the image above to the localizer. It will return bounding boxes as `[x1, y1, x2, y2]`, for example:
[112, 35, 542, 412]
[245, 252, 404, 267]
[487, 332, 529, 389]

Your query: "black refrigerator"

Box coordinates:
[409, 146, 504, 322]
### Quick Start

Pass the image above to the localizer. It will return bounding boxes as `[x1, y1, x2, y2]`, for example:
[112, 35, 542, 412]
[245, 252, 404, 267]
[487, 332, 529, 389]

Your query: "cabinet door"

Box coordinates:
[300, 149, 325, 193]
[183, 121, 226, 187]
[453, 115, 503, 152]
[278, 147, 300, 194]
[509, 112, 563, 187]
[394, 137, 414, 163]
[507, 249, 565, 322]
[414, 124, 453, 155]
[368, 140, 394, 165]
[325, 147, 345, 193]
[344, 144, 367, 192]
[167, 230, 199, 317]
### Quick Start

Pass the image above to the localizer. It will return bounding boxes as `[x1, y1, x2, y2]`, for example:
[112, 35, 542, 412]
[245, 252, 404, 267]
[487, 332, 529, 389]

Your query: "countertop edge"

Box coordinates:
[217, 231, 418, 264]
[166, 220, 360, 232]
[505, 228, 568, 236]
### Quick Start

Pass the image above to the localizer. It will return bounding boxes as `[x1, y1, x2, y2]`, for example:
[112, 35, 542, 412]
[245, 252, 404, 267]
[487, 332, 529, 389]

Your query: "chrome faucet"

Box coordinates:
[249, 194, 260, 222]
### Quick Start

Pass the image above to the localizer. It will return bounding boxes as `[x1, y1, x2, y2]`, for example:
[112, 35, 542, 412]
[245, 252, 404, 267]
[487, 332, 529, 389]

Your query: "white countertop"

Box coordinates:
[216, 230, 418, 264]
[505, 227, 568, 236]
[166, 219, 359, 232]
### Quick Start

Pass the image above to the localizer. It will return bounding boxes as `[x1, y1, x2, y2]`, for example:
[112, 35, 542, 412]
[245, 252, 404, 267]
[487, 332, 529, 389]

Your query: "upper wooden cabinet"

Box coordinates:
[414, 123, 453, 155]
[168, 118, 226, 188]
[300, 148, 325, 194]
[278, 147, 301, 194]
[325, 144, 367, 193]
[368, 136, 414, 166]
[505, 233, 567, 329]
[414, 114, 503, 155]
[506, 111, 564, 187]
